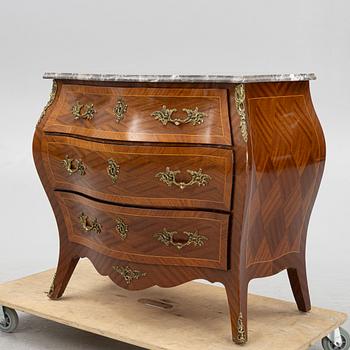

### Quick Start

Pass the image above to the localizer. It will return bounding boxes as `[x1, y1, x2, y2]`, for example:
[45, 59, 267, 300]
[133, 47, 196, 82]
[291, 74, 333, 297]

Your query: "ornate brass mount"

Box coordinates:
[156, 167, 211, 190]
[113, 97, 128, 123]
[72, 101, 96, 120]
[47, 272, 56, 298]
[63, 155, 86, 176]
[78, 212, 102, 234]
[236, 312, 247, 344]
[112, 265, 146, 285]
[107, 159, 120, 183]
[152, 105, 207, 126]
[153, 228, 208, 250]
[37, 80, 57, 126]
[235, 84, 248, 143]
[115, 217, 128, 240]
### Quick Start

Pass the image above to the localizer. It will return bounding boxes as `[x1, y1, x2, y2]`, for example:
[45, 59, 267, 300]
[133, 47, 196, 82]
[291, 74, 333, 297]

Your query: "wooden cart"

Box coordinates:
[0, 260, 348, 350]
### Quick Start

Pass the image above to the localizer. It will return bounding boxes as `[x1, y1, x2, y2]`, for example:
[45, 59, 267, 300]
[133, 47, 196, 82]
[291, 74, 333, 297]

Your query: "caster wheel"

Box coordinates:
[0, 307, 19, 333]
[322, 327, 350, 350]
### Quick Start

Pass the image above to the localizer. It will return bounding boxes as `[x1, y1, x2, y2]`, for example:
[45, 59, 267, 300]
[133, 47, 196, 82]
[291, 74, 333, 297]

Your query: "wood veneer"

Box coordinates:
[43, 85, 231, 145]
[42, 135, 233, 211]
[57, 191, 229, 270]
[33, 78, 325, 344]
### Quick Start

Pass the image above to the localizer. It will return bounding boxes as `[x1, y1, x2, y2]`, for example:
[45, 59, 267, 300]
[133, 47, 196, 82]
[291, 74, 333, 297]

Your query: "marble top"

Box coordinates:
[43, 72, 316, 83]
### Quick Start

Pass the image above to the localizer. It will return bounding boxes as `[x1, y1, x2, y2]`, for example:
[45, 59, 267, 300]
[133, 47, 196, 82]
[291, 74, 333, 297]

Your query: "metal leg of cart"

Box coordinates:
[0, 306, 19, 333]
[322, 327, 350, 350]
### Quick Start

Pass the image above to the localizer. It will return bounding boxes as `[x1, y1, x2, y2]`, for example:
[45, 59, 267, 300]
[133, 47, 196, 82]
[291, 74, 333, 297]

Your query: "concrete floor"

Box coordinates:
[0, 311, 143, 350]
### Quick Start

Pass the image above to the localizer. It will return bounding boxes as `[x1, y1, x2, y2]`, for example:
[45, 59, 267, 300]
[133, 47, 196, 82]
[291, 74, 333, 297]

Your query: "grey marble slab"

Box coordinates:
[43, 72, 316, 83]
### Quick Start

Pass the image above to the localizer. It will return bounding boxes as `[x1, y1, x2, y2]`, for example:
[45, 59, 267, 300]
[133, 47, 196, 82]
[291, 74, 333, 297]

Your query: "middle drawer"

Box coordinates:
[42, 135, 233, 211]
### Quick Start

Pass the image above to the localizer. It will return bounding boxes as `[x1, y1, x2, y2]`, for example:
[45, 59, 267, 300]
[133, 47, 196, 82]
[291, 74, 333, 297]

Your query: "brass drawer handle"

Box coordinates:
[115, 217, 128, 240]
[112, 265, 146, 285]
[72, 101, 96, 120]
[156, 167, 211, 190]
[152, 105, 207, 126]
[113, 98, 128, 123]
[107, 159, 120, 183]
[78, 212, 102, 234]
[154, 228, 208, 250]
[63, 155, 86, 176]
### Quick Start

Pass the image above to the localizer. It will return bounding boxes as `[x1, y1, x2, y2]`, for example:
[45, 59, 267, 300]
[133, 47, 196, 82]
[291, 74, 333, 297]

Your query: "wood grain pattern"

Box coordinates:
[56, 191, 229, 270]
[41, 135, 233, 211]
[33, 79, 326, 345]
[43, 84, 232, 145]
[244, 86, 325, 268]
[242, 82, 325, 277]
[235, 81, 325, 342]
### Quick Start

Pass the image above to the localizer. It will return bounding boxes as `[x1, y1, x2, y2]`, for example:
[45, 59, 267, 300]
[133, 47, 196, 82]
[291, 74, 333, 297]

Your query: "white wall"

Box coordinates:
[0, 1, 349, 349]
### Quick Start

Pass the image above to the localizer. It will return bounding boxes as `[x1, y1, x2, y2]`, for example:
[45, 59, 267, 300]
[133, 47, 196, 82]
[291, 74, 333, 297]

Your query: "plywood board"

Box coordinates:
[0, 260, 346, 350]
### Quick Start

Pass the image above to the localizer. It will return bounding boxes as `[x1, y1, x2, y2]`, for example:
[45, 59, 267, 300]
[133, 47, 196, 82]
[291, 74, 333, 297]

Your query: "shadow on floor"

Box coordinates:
[0, 312, 145, 350]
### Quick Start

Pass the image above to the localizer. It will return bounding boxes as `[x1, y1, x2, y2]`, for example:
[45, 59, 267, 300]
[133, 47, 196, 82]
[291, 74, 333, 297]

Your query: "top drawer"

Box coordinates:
[43, 84, 232, 145]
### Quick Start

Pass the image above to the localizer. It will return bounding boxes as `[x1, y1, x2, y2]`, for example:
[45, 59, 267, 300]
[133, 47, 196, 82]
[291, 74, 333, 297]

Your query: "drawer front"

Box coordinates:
[43, 84, 231, 145]
[57, 192, 229, 270]
[43, 136, 233, 211]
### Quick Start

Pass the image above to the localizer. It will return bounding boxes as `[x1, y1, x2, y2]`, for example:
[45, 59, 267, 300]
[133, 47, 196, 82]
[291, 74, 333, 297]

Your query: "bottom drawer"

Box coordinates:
[56, 192, 229, 270]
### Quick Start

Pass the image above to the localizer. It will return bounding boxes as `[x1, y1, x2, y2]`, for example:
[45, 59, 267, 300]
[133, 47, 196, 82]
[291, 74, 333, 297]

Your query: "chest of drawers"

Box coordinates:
[33, 73, 325, 344]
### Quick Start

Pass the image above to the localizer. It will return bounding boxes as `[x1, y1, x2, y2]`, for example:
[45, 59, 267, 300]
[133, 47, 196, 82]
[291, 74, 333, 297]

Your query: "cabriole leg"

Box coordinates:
[287, 262, 311, 312]
[48, 252, 80, 300]
[224, 280, 248, 345]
